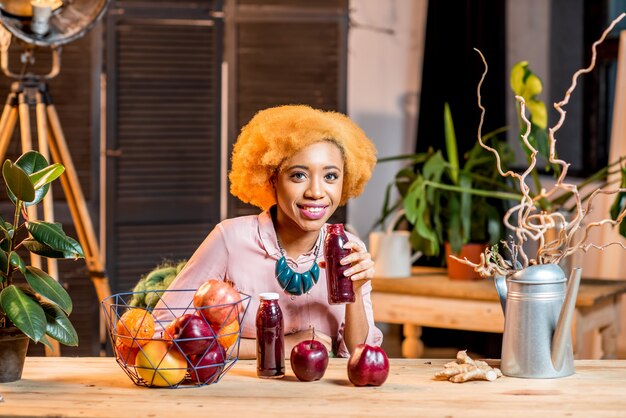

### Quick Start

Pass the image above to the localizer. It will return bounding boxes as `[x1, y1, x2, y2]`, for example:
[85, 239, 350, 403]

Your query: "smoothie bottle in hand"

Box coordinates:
[324, 224, 355, 304]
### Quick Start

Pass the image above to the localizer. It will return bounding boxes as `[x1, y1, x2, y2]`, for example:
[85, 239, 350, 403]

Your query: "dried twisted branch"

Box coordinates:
[456, 13, 626, 275]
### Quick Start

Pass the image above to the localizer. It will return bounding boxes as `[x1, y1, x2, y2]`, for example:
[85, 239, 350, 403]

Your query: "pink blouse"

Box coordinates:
[155, 209, 382, 357]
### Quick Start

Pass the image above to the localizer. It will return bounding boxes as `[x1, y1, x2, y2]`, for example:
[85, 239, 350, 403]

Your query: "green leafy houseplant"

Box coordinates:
[375, 60, 626, 261]
[375, 103, 521, 258]
[0, 151, 83, 349]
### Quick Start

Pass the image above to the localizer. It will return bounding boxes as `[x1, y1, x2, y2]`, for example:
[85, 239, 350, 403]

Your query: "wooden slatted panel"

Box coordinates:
[108, 16, 221, 294]
[231, 18, 345, 219]
[236, 22, 340, 125]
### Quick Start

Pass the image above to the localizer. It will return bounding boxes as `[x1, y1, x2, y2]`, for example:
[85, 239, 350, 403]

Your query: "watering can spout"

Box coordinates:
[494, 274, 507, 313]
[551, 267, 583, 371]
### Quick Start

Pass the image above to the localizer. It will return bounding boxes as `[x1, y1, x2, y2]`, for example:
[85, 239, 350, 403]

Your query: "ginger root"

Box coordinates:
[434, 350, 502, 383]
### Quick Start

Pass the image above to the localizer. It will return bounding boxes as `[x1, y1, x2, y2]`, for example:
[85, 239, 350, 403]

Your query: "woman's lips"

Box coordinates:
[298, 205, 328, 220]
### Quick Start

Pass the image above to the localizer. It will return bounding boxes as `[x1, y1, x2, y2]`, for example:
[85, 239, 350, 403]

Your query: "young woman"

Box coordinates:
[157, 105, 382, 358]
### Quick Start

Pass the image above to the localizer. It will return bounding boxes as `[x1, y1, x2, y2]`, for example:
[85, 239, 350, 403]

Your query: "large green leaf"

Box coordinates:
[510, 61, 528, 95]
[423, 152, 446, 202]
[9, 152, 62, 206]
[2, 160, 35, 203]
[41, 301, 79, 347]
[30, 164, 64, 190]
[26, 221, 84, 258]
[15, 150, 49, 174]
[458, 173, 472, 244]
[0, 285, 47, 342]
[447, 195, 463, 255]
[526, 99, 547, 129]
[0, 215, 13, 242]
[405, 180, 439, 256]
[22, 239, 82, 259]
[8, 251, 25, 273]
[443, 103, 459, 184]
[24, 266, 72, 315]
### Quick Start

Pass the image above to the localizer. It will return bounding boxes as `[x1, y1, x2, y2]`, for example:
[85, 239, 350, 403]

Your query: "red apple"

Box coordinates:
[188, 341, 226, 385]
[164, 313, 215, 356]
[193, 279, 241, 327]
[290, 339, 329, 382]
[347, 344, 389, 387]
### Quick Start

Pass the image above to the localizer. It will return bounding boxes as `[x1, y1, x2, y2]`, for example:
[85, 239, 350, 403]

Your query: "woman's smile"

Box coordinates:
[297, 204, 329, 220]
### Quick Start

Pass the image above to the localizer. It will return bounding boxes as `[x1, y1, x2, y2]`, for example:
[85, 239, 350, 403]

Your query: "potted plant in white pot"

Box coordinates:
[0, 151, 83, 382]
[374, 103, 521, 279]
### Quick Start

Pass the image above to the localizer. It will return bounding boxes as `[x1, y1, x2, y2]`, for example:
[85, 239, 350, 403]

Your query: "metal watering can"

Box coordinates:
[494, 263, 582, 378]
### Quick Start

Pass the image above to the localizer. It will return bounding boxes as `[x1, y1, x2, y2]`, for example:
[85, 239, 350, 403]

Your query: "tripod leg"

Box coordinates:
[0, 93, 18, 161]
[44, 101, 112, 354]
[17, 92, 43, 271]
[35, 92, 60, 357]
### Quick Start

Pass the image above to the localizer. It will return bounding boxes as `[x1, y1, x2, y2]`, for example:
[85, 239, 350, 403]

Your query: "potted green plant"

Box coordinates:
[374, 103, 521, 278]
[375, 60, 626, 278]
[0, 151, 83, 383]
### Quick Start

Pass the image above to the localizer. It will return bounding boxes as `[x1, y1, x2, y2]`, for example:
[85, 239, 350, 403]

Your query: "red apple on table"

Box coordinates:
[164, 313, 215, 356]
[290, 339, 329, 382]
[193, 279, 241, 327]
[347, 344, 389, 387]
[188, 341, 226, 385]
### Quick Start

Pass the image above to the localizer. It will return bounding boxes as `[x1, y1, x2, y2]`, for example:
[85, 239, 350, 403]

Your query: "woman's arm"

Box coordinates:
[338, 240, 377, 354]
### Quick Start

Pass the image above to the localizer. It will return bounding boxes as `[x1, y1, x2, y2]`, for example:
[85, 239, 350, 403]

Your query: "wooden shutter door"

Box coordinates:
[105, 3, 222, 294]
[225, 0, 349, 219]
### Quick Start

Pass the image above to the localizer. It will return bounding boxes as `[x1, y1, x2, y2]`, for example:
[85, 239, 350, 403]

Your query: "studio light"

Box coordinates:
[0, 0, 108, 47]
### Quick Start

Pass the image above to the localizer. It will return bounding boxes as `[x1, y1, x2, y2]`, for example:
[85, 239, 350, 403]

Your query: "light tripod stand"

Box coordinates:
[0, 45, 111, 355]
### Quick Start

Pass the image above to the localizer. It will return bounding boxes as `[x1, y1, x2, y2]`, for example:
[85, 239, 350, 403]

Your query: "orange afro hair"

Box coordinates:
[229, 105, 377, 210]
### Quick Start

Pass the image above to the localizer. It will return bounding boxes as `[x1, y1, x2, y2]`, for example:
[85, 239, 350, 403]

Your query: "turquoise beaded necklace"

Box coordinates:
[275, 233, 321, 296]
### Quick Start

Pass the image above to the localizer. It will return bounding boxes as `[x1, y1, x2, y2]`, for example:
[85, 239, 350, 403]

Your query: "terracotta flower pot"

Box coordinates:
[0, 327, 30, 383]
[444, 243, 486, 280]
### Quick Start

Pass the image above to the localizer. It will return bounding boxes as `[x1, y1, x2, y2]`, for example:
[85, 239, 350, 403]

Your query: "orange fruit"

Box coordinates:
[116, 308, 155, 348]
[214, 319, 240, 349]
[115, 337, 139, 365]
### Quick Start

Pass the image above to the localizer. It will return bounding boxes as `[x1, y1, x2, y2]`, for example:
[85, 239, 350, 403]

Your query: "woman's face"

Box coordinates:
[275, 141, 344, 233]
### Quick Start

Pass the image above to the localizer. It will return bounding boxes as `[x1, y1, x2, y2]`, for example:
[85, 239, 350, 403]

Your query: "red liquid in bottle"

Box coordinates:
[256, 293, 285, 378]
[324, 224, 355, 304]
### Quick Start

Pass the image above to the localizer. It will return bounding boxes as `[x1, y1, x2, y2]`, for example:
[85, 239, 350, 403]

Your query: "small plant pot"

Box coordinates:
[0, 327, 30, 383]
[445, 243, 486, 280]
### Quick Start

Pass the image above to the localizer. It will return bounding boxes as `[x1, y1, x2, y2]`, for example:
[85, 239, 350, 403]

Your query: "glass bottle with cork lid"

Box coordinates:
[256, 292, 285, 378]
[324, 223, 355, 304]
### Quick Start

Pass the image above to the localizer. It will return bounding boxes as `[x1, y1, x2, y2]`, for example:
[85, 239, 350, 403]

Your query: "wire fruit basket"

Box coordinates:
[101, 289, 251, 388]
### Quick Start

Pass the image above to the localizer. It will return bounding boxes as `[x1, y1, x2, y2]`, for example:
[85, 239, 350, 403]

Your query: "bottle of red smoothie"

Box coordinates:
[256, 292, 285, 378]
[324, 224, 355, 304]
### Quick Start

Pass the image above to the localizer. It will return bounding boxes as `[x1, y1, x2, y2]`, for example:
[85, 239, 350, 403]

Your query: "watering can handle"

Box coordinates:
[385, 209, 423, 262]
[384, 209, 406, 234]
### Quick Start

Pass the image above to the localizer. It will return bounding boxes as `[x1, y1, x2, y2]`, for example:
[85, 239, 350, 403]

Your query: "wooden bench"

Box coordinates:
[371, 267, 626, 359]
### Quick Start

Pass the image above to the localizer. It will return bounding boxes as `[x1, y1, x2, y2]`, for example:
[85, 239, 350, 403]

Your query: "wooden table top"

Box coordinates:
[2, 357, 626, 417]
[372, 267, 626, 307]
